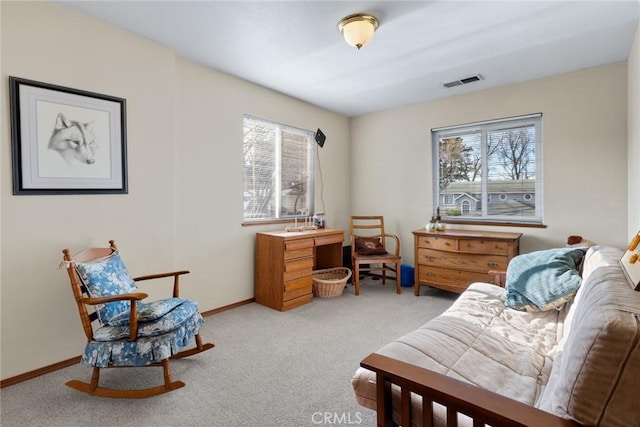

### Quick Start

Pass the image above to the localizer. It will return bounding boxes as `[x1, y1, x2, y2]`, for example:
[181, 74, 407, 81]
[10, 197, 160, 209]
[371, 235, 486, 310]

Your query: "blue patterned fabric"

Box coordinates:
[82, 311, 204, 367]
[107, 298, 187, 326]
[93, 299, 198, 341]
[505, 247, 587, 311]
[75, 252, 138, 325]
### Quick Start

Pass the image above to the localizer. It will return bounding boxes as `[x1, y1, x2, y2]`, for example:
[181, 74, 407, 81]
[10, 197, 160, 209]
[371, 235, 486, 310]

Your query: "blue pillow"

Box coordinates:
[75, 252, 138, 325]
[504, 247, 587, 312]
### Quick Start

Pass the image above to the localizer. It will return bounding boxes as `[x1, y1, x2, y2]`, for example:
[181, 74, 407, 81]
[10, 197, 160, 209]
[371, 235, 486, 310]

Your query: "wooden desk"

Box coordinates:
[255, 228, 344, 311]
[413, 228, 521, 295]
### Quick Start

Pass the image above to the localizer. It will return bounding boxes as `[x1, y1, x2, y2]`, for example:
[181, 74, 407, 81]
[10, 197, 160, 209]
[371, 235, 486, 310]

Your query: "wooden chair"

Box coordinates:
[350, 216, 401, 295]
[61, 240, 214, 398]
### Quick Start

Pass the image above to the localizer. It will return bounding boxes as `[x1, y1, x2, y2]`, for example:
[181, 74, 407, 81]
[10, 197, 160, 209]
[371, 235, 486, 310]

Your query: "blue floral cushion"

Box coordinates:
[93, 299, 199, 341]
[504, 247, 587, 311]
[83, 309, 204, 367]
[75, 252, 138, 325]
[107, 298, 187, 326]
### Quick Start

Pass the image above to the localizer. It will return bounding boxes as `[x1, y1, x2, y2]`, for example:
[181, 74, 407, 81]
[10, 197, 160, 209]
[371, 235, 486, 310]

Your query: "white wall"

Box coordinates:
[629, 25, 640, 236]
[351, 63, 629, 258]
[172, 59, 350, 308]
[1, 0, 635, 381]
[0, 2, 349, 379]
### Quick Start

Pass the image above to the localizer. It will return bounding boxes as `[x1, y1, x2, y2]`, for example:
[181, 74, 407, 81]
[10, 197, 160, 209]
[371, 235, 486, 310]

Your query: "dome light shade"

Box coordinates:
[338, 14, 379, 50]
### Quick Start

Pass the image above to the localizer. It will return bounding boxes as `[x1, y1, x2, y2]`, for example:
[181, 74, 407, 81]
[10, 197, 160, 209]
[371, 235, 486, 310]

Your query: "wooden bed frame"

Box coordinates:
[361, 353, 581, 427]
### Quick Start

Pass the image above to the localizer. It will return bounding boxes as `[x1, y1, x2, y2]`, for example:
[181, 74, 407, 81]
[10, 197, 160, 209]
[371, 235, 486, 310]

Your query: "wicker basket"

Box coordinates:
[312, 267, 352, 298]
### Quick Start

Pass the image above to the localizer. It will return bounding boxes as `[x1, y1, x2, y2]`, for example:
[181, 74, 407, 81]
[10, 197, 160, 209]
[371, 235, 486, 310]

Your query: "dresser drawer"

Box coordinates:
[417, 235, 458, 252]
[284, 239, 314, 251]
[284, 247, 314, 261]
[459, 239, 509, 256]
[417, 248, 508, 272]
[417, 265, 492, 293]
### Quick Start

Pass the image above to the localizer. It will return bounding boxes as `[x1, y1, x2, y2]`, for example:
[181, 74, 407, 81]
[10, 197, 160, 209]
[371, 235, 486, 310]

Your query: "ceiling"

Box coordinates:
[54, 1, 640, 117]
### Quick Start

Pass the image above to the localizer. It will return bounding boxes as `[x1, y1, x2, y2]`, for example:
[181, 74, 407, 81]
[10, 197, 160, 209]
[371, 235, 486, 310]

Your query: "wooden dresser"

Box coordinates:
[255, 228, 344, 311]
[412, 228, 521, 295]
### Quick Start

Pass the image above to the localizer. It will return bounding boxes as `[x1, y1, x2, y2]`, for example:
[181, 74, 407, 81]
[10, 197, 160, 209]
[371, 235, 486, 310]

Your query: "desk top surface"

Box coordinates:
[257, 228, 344, 239]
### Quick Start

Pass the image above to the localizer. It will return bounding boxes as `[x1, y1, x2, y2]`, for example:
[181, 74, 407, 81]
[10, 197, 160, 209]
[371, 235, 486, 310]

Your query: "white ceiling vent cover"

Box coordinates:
[444, 74, 484, 88]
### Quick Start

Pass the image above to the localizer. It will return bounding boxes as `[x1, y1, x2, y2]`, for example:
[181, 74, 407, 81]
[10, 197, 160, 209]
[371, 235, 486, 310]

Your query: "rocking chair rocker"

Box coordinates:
[61, 240, 214, 398]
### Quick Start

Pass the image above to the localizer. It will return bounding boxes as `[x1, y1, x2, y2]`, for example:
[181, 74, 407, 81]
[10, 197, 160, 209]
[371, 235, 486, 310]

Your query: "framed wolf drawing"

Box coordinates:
[9, 77, 127, 195]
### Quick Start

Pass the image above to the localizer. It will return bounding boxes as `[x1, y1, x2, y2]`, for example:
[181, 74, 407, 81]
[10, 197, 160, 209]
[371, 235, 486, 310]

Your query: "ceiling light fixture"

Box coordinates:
[337, 14, 379, 50]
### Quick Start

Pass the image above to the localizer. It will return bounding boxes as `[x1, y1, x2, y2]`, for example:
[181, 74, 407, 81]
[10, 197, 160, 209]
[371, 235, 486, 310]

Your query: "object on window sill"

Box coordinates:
[285, 217, 318, 232]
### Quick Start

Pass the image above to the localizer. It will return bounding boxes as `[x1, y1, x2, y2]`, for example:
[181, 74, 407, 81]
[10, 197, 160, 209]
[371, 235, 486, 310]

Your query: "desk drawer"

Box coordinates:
[284, 268, 312, 282]
[284, 257, 314, 272]
[284, 247, 314, 260]
[284, 276, 313, 292]
[282, 292, 312, 310]
[285, 239, 314, 251]
[283, 285, 312, 301]
[315, 234, 343, 246]
[417, 236, 458, 252]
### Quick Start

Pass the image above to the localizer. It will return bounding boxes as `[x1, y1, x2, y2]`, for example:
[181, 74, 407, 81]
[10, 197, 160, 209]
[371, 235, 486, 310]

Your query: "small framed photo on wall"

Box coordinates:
[9, 76, 128, 195]
[620, 230, 640, 291]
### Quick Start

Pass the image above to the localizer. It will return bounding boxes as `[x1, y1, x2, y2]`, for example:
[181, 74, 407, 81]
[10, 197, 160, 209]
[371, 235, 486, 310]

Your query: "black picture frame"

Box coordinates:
[9, 76, 128, 195]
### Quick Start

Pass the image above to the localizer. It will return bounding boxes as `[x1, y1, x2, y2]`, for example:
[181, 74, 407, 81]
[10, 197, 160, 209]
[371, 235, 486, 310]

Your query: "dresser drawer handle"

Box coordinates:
[487, 262, 499, 268]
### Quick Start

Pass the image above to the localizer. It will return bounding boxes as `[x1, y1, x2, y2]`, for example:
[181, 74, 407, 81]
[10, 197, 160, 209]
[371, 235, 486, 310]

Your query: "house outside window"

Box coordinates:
[243, 115, 314, 222]
[432, 113, 543, 225]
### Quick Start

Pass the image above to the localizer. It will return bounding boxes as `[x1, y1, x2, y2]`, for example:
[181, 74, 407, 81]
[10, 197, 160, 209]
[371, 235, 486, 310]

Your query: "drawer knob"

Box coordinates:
[487, 262, 499, 268]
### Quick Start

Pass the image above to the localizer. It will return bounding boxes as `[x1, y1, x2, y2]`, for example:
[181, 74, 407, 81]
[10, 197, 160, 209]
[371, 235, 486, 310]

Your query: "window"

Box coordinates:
[432, 114, 543, 225]
[243, 115, 314, 222]
[441, 194, 454, 205]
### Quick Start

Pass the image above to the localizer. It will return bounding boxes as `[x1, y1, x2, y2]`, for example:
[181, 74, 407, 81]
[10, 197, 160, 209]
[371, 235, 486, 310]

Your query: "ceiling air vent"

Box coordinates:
[444, 74, 484, 88]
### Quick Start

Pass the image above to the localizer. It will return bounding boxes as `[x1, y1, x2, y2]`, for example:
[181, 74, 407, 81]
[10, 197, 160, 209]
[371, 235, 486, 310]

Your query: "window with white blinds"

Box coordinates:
[243, 115, 314, 222]
[432, 114, 543, 225]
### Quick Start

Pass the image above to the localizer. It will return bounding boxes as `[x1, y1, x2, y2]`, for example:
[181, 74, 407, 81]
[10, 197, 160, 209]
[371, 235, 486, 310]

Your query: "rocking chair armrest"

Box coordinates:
[132, 270, 190, 298]
[133, 270, 190, 282]
[79, 292, 149, 305]
[384, 233, 400, 256]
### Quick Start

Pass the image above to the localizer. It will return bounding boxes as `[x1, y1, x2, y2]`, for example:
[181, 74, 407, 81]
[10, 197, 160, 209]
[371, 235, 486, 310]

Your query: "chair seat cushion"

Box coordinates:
[355, 237, 388, 255]
[93, 299, 199, 341]
[82, 308, 204, 367]
[106, 298, 187, 326]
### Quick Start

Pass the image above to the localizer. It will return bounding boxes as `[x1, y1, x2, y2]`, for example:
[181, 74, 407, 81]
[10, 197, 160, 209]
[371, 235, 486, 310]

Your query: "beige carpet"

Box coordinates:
[0, 277, 457, 427]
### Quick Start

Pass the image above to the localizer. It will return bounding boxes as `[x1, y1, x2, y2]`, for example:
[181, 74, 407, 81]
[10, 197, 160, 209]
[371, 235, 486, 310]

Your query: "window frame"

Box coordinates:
[432, 113, 543, 226]
[242, 115, 315, 224]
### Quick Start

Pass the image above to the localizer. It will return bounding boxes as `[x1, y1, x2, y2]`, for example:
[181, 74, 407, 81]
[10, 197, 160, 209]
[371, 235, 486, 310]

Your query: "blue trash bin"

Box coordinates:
[400, 264, 414, 287]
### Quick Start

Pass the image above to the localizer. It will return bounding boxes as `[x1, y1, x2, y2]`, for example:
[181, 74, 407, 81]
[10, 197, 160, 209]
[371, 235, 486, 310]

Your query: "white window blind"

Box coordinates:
[243, 115, 314, 222]
[432, 114, 543, 225]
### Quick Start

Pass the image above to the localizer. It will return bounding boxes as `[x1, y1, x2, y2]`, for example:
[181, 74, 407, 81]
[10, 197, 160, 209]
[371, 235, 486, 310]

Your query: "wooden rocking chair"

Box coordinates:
[61, 240, 214, 398]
